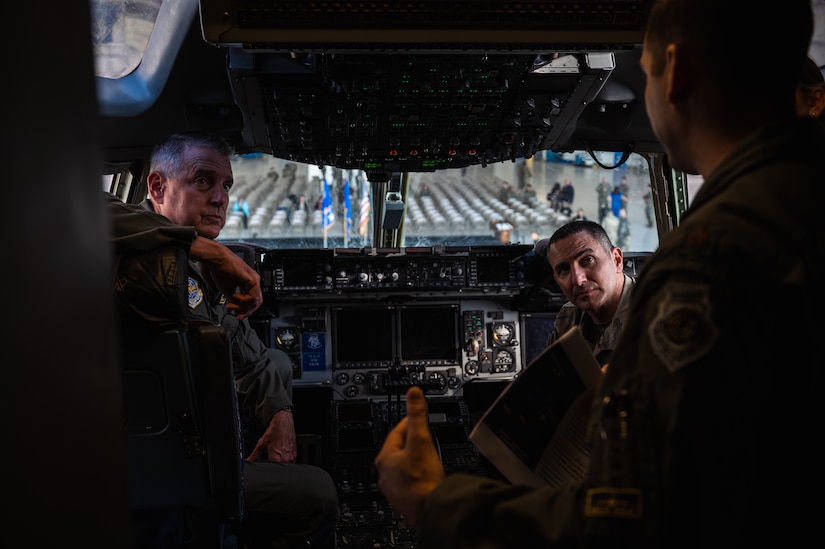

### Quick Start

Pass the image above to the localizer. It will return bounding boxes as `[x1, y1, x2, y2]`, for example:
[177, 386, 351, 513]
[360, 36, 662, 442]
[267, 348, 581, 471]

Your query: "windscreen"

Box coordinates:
[223, 151, 658, 253]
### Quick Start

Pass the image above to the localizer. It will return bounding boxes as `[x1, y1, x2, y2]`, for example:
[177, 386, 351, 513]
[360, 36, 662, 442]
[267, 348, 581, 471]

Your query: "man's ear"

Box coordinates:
[613, 246, 624, 272]
[146, 171, 164, 202]
[667, 44, 694, 103]
[810, 86, 825, 117]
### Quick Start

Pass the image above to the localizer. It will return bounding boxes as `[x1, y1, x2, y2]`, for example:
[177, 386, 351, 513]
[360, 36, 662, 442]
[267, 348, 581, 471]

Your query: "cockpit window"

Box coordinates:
[221, 151, 658, 253]
[91, 0, 162, 79]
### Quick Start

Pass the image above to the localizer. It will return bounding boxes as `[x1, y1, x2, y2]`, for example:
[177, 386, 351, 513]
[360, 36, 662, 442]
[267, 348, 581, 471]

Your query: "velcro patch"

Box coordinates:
[584, 487, 643, 519]
[648, 282, 717, 372]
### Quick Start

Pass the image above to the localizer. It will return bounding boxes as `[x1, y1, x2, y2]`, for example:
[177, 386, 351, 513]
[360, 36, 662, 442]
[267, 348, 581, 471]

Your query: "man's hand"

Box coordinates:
[190, 236, 263, 320]
[374, 386, 445, 527]
[246, 408, 297, 463]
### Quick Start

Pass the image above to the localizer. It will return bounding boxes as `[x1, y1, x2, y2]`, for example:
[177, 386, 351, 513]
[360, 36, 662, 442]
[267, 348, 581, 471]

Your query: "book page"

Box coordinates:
[533, 401, 591, 486]
[469, 326, 602, 486]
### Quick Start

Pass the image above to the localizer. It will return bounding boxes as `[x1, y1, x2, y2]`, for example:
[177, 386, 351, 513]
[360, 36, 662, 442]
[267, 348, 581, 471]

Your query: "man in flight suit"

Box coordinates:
[373, 1, 824, 547]
[108, 131, 338, 549]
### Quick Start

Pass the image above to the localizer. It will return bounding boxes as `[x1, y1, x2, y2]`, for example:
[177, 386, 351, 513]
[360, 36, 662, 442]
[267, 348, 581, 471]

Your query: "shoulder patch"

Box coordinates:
[188, 276, 204, 309]
[648, 282, 718, 372]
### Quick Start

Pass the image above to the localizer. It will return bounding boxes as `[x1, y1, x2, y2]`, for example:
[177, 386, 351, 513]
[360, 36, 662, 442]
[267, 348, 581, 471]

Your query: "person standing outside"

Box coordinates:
[618, 175, 629, 196]
[609, 184, 623, 218]
[108, 132, 339, 549]
[595, 176, 612, 223]
[546, 181, 562, 211]
[617, 175, 630, 213]
[560, 178, 575, 215]
[233, 195, 250, 228]
[515, 157, 532, 189]
[615, 207, 631, 249]
[642, 184, 655, 227]
[373, 1, 823, 547]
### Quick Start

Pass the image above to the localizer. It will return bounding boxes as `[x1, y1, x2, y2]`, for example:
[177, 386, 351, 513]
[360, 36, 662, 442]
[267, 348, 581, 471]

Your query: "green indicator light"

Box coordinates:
[421, 159, 447, 167]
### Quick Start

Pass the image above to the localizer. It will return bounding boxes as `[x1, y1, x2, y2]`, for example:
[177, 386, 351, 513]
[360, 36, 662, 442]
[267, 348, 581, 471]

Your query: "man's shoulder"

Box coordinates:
[555, 302, 581, 325]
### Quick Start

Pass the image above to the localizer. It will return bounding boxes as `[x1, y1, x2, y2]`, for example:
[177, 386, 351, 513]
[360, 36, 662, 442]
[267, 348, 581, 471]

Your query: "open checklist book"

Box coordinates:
[469, 326, 603, 487]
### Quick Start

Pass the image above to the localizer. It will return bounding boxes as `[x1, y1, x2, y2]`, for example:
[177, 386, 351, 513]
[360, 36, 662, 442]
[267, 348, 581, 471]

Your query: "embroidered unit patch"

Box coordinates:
[648, 283, 718, 372]
[188, 276, 203, 309]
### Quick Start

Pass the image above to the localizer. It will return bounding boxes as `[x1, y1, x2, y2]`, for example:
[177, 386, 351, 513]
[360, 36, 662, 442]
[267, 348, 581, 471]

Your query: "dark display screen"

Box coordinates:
[332, 307, 395, 365]
[475, 255, 512, 285]
[398, 305, 460, 364]
[520, 312, 557, 366]
[282, 260, 320, 287]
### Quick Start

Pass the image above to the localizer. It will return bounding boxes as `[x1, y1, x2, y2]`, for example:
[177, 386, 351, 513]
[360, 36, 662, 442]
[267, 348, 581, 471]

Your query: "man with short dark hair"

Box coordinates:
[545, 221, 634, 367]
[373, 1, 824, 546]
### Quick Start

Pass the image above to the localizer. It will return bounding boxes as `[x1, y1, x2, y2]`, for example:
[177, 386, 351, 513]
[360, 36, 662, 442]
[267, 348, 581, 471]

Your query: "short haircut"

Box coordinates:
[149, 131, 235, 178]
[800, 56, 825, 87]
[644, 0, 812, 113]
[547, 220, 614, 258]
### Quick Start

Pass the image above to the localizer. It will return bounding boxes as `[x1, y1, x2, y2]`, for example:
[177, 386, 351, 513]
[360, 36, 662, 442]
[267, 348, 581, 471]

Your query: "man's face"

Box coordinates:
[547, 232, 623, 314]
[150, 144, 233, 240]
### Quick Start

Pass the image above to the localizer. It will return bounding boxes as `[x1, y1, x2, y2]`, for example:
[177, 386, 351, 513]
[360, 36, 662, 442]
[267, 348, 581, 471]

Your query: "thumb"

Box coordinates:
[404, 386, 430, 440]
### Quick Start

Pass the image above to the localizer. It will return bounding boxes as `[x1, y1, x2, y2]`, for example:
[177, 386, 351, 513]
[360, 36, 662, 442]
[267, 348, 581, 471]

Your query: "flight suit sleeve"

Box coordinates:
[228, 315, 293, 428]
[105, 192, 195, 254]
[106, 193, 195, 330]
[418, 474, 584, 549]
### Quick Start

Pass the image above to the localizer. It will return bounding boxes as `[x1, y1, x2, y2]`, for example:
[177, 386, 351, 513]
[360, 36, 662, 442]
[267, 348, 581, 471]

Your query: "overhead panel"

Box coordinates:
[199, 1, 655, 176]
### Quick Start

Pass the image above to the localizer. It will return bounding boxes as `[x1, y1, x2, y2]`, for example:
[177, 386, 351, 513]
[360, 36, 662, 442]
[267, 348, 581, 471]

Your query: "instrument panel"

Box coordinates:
[224, 242, 576, 400]
[268, 299, 526, 400]
[261, 245, 533, 296]
[225, 245, 668, 403]
[233, 244, 649, 401]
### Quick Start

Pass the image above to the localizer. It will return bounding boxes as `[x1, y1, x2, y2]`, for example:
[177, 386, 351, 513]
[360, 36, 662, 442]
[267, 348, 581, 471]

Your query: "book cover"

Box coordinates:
[469, 326, 603, 486]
